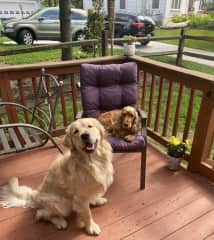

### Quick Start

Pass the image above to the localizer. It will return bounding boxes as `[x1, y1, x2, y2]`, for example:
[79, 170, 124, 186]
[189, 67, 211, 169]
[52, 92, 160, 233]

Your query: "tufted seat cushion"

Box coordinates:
[80, 62, 137, 118]
[107, 135, 146, 152]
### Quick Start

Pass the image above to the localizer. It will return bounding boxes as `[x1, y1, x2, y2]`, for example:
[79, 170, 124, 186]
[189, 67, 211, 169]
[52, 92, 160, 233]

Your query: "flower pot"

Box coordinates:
[167, 155, 182, 171]
[123, 43, 135, 56]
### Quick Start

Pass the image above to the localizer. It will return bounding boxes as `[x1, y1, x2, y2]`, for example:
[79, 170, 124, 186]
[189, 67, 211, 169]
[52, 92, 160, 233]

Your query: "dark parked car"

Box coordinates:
[106, 13, 155, 45]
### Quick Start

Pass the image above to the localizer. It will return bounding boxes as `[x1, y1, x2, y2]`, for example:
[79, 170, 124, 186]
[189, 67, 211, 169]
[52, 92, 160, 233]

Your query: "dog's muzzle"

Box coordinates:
[81, 133, 98, 153]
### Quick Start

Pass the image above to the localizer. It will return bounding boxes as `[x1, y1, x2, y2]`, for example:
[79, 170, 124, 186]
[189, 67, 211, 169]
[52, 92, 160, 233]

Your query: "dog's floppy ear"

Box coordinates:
[63, 124, 75, 150]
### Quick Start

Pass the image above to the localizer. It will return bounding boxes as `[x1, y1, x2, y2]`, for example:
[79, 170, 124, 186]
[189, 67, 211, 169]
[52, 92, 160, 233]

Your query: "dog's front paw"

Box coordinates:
[90, 197, 107, 207]
[124, 135, 136, 142]
[86, 221, 101, 235]
[51, 217, 68, 230]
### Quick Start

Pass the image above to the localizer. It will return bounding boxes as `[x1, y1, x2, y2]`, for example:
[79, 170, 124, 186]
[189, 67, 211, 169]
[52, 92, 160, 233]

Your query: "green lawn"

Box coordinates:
[150, 55, 214, 75]
[113, 49, 214, 75]
[0, 38, 99, 64]
[155, 28, 214, 52]
[0, 36, 213, 75]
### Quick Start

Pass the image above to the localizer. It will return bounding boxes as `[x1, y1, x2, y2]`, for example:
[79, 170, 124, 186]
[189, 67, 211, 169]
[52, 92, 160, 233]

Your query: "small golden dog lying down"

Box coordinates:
[0, 118, 114, 236]
[98, 106, 140, 142]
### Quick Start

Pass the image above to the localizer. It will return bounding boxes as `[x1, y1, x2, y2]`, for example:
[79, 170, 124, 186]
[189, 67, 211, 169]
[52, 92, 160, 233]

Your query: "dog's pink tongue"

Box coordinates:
[86, 143, 95, 151]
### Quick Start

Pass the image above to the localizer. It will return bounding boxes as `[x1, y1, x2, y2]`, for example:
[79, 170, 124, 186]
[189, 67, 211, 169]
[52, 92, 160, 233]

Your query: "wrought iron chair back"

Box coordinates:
[0, 68, 63, 155]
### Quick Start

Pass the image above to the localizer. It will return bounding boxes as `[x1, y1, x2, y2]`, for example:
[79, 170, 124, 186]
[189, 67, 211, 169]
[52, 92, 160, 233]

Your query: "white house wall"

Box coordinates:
[83, 0, 140, 15]
[83, 0, 193, 25]
[0, 0, 40, 19]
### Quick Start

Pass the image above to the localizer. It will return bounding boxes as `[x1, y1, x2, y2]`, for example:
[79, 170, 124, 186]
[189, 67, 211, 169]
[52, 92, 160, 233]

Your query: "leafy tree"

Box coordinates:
[41, 0, 83, 8]
[71, 0, 83, 8]
[85, 0, 105, 40]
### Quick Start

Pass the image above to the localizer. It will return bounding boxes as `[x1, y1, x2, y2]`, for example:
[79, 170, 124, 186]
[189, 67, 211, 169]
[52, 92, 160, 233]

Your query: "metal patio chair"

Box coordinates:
[79, 62, 147, 189]
[0, 68, 63, 155]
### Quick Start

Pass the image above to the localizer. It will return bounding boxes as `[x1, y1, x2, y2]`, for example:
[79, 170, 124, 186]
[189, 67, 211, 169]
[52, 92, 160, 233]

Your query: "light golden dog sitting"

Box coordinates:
[98, 106, 140, 142]
[0, 118, 114, 236]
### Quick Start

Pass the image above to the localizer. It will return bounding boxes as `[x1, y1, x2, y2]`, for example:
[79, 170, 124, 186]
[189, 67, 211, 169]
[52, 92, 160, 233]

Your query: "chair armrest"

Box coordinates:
[76, 111, 83, 120]
[137, 109, 147, 137]
[137, 109, 147, 120]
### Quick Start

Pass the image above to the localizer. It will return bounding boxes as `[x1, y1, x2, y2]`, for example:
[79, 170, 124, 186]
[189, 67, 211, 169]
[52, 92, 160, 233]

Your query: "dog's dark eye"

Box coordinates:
[88, 125, 93, 128]
[73, 129, 79, 134]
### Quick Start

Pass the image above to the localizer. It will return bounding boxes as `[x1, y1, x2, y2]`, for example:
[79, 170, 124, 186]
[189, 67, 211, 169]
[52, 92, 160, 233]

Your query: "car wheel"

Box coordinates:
[75, 31, 85, 41]
[141, 40, 150, 46]
[18, 29, 34, 45]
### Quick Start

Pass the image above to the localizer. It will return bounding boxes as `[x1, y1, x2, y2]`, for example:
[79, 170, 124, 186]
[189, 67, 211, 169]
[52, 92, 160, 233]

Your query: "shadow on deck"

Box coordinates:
[0, 144, 214, 240]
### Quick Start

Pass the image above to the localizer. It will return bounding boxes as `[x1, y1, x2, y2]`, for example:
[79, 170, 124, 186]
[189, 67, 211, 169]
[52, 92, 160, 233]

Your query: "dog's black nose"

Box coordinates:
[81, 133, 90, 141]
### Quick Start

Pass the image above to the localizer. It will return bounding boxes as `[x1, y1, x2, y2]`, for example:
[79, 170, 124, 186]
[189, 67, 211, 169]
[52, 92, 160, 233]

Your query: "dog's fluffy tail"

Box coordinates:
[0, 177, 37, 208]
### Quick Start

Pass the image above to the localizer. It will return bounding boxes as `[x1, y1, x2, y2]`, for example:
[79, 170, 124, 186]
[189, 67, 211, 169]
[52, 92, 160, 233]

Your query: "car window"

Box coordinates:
[71, 11, 87, 20]
[115, 14, 129, 22]
[40, 9, 59, 20]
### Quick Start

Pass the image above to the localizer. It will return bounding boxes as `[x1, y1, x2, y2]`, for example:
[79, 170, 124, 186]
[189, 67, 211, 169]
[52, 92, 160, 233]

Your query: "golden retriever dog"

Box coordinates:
[98, 106, 140, 142]
[0, 118, 114, 236]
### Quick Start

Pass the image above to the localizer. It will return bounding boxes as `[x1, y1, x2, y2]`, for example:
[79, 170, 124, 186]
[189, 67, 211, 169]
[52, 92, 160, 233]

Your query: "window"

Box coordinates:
[10, 11, 15, 15]
[120, 0, 126, 9]
[40, 9, 59, 20]
[115, 13, 129, 22]
[71, 11, 87, 20]
[171, 0, 181, 9]
[152, 0, 159, 9]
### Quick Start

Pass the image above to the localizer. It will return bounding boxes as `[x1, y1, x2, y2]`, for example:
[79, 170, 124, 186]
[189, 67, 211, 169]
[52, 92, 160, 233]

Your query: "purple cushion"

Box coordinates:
[107, 135, 146, 152]
[80, 62, 137, 117]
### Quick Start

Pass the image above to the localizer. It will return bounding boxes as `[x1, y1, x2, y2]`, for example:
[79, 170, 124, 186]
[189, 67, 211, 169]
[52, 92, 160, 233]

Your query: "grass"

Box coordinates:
[150, 55, 214, 75]
[155, 28, 214, 52]
[113, 49, 214, 75]
[0, 36, 213, 75]
[0, 40, 99, 64]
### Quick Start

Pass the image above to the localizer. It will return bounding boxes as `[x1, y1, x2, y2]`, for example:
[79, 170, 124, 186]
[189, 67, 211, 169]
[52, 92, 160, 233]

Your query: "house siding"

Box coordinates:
[83, 0, 194, 25]
[0, 0, 40, 19]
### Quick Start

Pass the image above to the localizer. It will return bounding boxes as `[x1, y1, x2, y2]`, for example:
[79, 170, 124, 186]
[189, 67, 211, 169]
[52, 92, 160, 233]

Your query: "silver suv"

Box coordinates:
[1, 7, 87, 45]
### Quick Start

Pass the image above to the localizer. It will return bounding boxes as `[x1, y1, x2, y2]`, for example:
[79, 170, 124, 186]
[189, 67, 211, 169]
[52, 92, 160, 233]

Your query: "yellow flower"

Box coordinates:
[185, 139, 190, 146]
[169, 136, 181, 146]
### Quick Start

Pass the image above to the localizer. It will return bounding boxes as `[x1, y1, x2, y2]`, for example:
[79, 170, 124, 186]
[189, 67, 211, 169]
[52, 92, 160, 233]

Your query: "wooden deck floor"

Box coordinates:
[0, 144, 214, 240]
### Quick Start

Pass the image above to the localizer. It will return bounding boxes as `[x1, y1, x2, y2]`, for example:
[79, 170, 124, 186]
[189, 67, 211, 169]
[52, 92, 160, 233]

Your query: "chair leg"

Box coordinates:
[140, 147, 147, 190]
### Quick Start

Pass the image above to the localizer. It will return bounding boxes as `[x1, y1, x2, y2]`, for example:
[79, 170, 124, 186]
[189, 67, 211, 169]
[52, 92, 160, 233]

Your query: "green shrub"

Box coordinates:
[85, 0, 105, 40]
[172, 15, 188, 23]
[189, 14, 214, 26]
[208, 11, 214, 18]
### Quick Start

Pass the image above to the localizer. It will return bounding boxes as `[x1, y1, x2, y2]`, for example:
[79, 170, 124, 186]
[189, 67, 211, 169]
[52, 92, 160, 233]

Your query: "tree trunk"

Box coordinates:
[59, 0, 72, 60]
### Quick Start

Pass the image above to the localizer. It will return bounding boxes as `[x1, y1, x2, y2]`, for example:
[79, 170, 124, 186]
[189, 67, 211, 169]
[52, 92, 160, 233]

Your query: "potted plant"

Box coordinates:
[167, 136, 189, 170]
[123, 35, 136, 56]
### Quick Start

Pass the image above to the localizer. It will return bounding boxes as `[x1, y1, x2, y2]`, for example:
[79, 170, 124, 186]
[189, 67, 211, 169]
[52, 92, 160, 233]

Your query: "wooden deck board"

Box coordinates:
[0, 144, 213, 240]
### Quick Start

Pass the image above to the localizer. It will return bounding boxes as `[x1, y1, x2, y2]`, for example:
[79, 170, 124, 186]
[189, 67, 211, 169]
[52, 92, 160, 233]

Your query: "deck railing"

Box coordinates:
[0, 55, 213, 181]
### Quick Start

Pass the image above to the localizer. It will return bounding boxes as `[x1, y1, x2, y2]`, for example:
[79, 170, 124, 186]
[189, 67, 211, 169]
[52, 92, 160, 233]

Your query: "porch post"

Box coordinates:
[188, 89, 214, 177]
